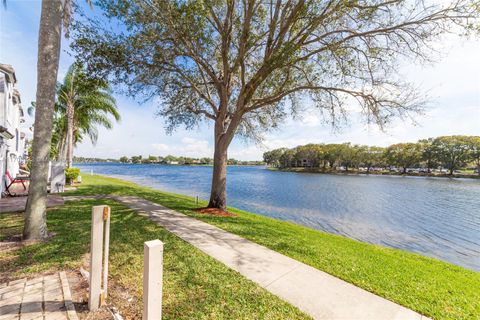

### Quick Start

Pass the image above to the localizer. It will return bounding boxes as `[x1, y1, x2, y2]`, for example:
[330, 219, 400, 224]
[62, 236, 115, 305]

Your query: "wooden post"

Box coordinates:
[89, 206, 104, 311]
[196, 196, 199, 205]
[143, 239, 164, 320]
[102, 206, 111, 303]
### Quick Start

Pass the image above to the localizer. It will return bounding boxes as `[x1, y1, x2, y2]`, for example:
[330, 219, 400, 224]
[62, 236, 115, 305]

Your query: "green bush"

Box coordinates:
[65, 168, 80, 184]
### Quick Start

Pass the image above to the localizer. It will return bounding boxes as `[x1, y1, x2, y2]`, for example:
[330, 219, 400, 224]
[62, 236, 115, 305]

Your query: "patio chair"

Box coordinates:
[3, 170, 29, 196]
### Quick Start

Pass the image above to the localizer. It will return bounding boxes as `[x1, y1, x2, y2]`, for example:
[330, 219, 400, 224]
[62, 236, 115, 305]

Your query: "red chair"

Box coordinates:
[3, 170, 29, 196]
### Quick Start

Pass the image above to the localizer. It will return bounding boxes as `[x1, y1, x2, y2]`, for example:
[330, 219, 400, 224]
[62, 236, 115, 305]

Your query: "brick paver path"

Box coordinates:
[0, 272, 78, 320]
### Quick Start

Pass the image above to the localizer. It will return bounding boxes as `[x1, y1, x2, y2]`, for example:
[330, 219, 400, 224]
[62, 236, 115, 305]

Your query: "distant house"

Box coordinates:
[0, 64, 27, 197]
[297, 158, 311, 167]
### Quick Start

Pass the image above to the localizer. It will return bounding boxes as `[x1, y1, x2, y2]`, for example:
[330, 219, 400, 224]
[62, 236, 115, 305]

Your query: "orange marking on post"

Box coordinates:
[103, 206, 109, 221]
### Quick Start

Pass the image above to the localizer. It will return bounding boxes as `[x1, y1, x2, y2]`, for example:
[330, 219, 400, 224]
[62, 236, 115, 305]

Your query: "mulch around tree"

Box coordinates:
[194, 207, 237, 217]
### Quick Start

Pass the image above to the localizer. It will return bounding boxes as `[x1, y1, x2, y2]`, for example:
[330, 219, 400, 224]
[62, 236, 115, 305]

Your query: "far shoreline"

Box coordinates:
[74, 162, 480, 180]
[267, 166, 480, 180]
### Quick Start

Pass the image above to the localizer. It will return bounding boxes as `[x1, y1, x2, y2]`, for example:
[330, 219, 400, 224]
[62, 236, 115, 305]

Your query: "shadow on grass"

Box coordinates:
[63, 174, 480, 320]
[1, 197, 309, 320]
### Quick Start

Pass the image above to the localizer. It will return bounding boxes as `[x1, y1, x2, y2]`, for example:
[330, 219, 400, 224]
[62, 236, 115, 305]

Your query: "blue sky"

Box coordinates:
[1, 1, 479, 161]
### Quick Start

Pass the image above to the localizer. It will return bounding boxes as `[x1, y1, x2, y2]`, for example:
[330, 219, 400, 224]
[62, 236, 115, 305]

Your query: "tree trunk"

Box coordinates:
[66, 102, 74, 168]
[207, 111, 241, 210]
[208, 140, 228, 210]
[23, 0, 63, 240]
[58, 133, 67, 161]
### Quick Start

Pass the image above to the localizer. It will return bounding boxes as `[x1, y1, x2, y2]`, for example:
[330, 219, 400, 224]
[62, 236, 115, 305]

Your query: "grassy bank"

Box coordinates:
[0, 200, 309, 319]
[63, 174, 479, 320]
[268, 166, 480, 179]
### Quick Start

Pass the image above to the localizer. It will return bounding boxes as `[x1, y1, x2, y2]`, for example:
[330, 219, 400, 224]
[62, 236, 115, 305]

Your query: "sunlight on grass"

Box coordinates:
[0, 200, 309, 319]
[61, 174, 480, 320]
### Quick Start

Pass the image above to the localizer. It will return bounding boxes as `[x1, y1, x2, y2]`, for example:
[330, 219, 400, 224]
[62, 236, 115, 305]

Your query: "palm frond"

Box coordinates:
[52, 62, 120, 150]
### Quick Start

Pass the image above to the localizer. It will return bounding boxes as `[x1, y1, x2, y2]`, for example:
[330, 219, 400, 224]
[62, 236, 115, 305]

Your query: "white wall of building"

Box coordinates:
[0, 64, 27, 196]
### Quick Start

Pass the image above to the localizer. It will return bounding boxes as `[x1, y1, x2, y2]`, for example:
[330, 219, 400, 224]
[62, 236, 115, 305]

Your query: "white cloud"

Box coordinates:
[178, 137, 212, 157]
[229, 145, 261, 159]
[151, 143, 169, 152]
[299, 114, 321, 127]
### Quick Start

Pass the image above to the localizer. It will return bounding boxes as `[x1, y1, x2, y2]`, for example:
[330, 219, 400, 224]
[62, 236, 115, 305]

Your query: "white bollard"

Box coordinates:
[143, 239, 164, 320]
[89, 206, 104, 311]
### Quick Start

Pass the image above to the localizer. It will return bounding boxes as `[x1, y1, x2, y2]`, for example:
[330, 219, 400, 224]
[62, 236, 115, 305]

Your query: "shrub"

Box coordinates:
[65, 168, 81, 184]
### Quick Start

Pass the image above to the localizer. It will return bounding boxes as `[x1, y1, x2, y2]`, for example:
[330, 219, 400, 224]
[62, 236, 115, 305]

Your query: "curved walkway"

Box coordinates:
[67, 195, 429, 320]
[114, 197, 427, 320]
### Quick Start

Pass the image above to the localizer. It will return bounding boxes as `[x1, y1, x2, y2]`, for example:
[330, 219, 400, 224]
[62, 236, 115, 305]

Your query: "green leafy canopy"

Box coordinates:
[71, 0, 479, 142]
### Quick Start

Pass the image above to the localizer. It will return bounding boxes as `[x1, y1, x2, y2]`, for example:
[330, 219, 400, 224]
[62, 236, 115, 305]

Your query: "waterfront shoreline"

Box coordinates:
[267, 166, 480, 179]
[59, 174, 479, 319]
[76, 162, 480, 272]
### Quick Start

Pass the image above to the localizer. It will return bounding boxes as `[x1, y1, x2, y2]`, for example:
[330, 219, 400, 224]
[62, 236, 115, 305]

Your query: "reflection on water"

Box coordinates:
[77, 163, 480, 271]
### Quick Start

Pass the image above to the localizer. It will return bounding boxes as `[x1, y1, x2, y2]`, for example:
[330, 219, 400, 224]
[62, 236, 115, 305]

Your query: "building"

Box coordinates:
[0, 64, 27, 196]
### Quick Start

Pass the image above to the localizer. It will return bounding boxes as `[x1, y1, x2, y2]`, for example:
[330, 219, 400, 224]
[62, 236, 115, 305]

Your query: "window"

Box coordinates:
[0, 75, 5, 93]
[0, 74, 5, 126]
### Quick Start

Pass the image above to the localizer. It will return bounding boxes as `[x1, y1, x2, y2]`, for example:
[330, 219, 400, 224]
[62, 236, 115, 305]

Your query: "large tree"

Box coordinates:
[358, 146, 385, 173]
[418, 138, 438, 173]
[467, 136, 480, 175]
[385, 143, 422, 173]
[431, 135, 472, 175]
[72, 0, 478, 210]
[263, 148, 288, 168]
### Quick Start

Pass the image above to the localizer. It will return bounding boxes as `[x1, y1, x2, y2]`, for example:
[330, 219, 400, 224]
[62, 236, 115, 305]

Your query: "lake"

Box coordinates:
[76, 163, 480, 272]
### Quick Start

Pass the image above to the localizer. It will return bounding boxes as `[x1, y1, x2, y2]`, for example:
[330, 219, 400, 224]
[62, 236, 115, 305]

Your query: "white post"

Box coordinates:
[143, 239, 164, 320]
[102, 206, 111, 303]
[89, 206, 104, 311]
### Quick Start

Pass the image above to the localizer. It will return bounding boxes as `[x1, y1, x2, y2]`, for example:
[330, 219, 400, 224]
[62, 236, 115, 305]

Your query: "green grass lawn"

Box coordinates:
[0, 200, 309, 319]
[63, 173, 480, 320]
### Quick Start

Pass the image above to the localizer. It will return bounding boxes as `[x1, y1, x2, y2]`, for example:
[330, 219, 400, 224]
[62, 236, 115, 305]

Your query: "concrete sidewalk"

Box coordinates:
[112, 195, 428, 320]
[0, 196, 64, 213]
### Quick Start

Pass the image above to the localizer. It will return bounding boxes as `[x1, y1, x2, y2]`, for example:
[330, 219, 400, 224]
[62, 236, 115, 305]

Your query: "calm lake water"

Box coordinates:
[76, 163, 480, 271]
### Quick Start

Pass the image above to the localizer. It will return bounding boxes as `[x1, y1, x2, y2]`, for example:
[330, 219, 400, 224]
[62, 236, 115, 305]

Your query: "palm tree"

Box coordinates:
[22, 0, 90, 240]
[54, 63, 120, 166]
[23, 0, 64, 240]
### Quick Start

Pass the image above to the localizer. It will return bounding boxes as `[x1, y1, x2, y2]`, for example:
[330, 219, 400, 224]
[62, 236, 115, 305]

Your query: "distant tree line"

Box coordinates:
[73, 156, 118, 163]
[118, 155, 264, 166]
[263, 136, 480, 175]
